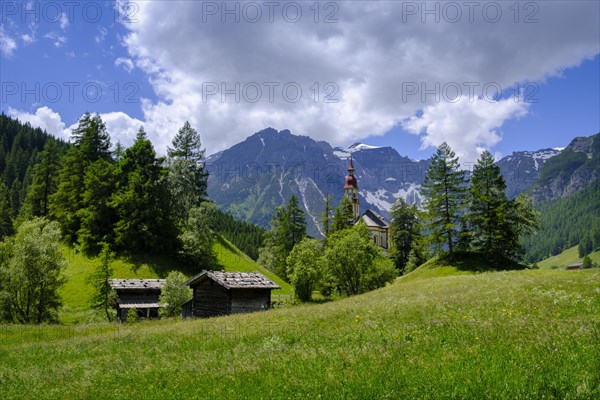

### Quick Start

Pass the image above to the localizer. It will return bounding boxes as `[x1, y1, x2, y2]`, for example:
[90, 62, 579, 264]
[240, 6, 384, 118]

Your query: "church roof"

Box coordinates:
[344, 156, 358, 189]
[361, 209, 390, 228]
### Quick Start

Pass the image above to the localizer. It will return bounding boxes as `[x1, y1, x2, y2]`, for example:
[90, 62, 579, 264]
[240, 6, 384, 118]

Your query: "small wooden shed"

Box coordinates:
[109, 278, 166, 321]
[566, 263, 583, 270]
[183, 271, 280, 318]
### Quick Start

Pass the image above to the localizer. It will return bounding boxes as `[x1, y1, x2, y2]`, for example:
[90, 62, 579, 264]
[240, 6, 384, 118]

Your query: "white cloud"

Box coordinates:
[115, 57, 135, 73]
[0, 24, 17, 56]
[8, 106, 68, 140]
[114, 1, 598, 156]
[402, 97, 529, 163]
[8, 107, 145, 149]
[95, 27, 108, 44]
[45, 32, 66, 47]
[59, 13, 70, 31]
[21, 22, 37, 45]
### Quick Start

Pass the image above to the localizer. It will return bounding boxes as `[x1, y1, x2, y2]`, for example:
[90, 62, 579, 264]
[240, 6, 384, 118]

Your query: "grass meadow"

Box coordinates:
[538, 246, 600, 269]
[1, 265, 598, 399]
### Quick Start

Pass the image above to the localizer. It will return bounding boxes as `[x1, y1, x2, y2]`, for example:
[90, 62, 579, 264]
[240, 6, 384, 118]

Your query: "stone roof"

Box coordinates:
[109, 279, 166, 290]
[117, 298, 161, 309]
[185, 271, 280, 290]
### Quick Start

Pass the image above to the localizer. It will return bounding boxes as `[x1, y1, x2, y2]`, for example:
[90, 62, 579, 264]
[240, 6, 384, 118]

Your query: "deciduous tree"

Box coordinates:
[0, 218, 66, 323]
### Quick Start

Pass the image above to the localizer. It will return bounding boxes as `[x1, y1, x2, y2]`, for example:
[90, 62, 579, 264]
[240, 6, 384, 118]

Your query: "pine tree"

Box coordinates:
[332, 196, 355, 233]
[389, 197, 420, 271]
[320, 195, 333, 239]
[77, 159, 117, 254]
[287, 195, 306, 248]
[465, 151, 510, 256]
[71, 112, 111, 162]
[167, 121, 209, 223]
[0, 182, 14, 239]
[111, 127, 176, 253]
[86, 243, 116, 322]
[49, 147, 86, 243]
[178, 204, 217, 271]
[20, 140, 62, 219]
[422, 142, 466, 255]
[257, 196, 306, 281]
[50, 114, 112, 243]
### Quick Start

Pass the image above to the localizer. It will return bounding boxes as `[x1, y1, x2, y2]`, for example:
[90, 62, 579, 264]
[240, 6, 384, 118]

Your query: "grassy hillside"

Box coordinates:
[3, 267, 599, 398]
[538, 245, 600, 269]
[58, 235, 292, 323]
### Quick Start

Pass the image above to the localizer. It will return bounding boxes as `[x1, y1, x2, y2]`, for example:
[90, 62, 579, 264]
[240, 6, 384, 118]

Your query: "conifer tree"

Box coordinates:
[0, 182, 14, 239]
[111, 127, 177, 253]
[167, 121, 209, 223]
[20, 140, 62, 219]
[50, 114, 112, 243]
[287, 195, 306, 248]
[87, 243, 116, 322]
[389, 197, 420, 271]
[320, 195, 333, 239]
[332, 196, 355, 233]
[422, 142, 466, 255]
[464, 151, 510, 256]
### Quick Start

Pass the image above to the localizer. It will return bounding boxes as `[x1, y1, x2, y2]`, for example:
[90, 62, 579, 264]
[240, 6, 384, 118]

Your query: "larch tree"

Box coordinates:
[167, 121, 209, 223]
[389, 197, 420, 271]
[87, 243, 116, 322]
[422, 142, 466, 255]
[111, 127, 177, 253]
[50, 113, 112, 243]
[464, 150, 510, 256]
[20, 140, 62, 219]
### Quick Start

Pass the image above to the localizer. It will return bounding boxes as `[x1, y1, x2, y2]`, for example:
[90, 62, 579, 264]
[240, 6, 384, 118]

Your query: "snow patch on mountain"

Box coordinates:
[295, 177, 323, 236]
[333, 143, 383, 160]
[362, 189, 395, 211]
[349, 143, 382, 151]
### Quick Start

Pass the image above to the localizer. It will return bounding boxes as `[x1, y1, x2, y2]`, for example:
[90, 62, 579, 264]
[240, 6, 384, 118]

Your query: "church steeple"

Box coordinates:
[344, 155, 359, 221]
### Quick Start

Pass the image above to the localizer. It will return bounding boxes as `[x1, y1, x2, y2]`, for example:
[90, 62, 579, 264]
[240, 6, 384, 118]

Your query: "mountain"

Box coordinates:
[206, 129, 425, 237]
[529, 133, 600, 202]
[496, 148, 562, 198]
[207, 128, 598, 238]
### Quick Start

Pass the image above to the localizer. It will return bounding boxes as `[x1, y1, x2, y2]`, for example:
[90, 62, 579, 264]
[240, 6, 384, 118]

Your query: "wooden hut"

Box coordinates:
[183, 271, 280, 318]
[109, 279, 165, 321]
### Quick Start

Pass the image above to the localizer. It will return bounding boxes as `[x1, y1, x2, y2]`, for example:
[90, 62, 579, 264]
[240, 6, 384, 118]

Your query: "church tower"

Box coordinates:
[344, 156, 360, 221]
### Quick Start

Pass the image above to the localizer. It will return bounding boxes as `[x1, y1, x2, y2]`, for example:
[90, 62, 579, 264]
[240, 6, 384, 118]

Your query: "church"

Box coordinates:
[343, 156, 391, 250]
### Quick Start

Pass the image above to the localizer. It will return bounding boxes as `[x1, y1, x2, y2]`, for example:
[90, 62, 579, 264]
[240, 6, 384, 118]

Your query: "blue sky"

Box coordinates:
[1, 1, 599, 163]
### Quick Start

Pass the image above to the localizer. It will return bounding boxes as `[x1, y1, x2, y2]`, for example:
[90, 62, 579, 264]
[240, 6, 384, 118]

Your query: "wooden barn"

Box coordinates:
[182, 271, 280, 318]
[109, 279, 166, 321]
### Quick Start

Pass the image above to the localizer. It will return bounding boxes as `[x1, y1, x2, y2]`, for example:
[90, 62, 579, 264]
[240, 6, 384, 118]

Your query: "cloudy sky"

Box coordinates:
[1, 1, 599, 163]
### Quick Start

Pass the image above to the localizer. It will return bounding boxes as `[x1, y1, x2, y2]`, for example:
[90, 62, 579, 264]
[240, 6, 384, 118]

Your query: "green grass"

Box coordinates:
[58, 236, 291, 323]
[3, 266, 599, 399]
[213, 236, 292, 295]
[538, 245, 600, 269]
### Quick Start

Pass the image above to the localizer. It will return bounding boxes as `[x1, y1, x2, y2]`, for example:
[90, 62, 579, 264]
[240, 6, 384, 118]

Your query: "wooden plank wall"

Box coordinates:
[192, 280, 231, 317]
[230, 289, 270, 314]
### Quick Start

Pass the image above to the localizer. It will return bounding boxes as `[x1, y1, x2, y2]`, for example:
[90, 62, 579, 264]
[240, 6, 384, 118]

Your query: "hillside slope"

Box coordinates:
[538, 245, 600, 269]
[4, 268, 599, 398]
